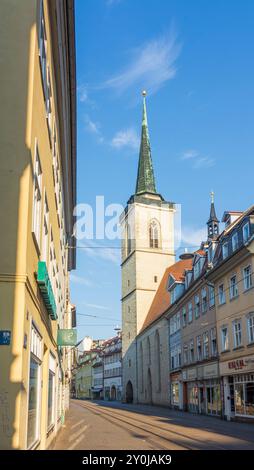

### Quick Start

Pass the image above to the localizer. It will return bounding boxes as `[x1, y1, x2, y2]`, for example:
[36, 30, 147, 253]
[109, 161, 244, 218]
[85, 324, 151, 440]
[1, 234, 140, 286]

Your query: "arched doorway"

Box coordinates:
[147, 368, 152, 404]
[126, 381, 133, 403]
[111, 385, 116, 401]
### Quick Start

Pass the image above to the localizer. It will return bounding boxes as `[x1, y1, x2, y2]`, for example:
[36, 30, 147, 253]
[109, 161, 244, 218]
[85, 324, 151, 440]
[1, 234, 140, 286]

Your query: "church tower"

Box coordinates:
[120, 92, 175, 403]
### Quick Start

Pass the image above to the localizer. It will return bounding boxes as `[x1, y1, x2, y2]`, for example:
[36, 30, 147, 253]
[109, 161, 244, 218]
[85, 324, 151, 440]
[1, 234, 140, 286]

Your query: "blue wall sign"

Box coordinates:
[0, 330, 11, 345]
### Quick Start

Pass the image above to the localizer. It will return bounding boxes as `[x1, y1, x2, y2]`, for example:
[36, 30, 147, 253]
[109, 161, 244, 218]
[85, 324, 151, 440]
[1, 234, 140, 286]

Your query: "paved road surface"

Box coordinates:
[53, 399, 254, 450]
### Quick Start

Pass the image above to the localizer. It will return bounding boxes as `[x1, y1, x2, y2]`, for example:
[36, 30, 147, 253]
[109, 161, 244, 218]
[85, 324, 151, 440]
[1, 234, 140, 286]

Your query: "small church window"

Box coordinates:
[149, 220, 160, 249]
[126, 224, 132, 255]
[154, 276, 158, 283]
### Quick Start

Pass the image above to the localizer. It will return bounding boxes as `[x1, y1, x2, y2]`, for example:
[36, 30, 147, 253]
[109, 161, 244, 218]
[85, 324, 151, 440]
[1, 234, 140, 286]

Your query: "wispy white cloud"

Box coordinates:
[181, 225, 206, 248]
[193, 156, 215, 169]
[100, 27, 181, 95]
[83, 303, 111, 311]
[181, 149, 215, 169]
[106, 0, 122, 5]
[181, 149, 199, 160]
[78, 84, 89, 103]
[70, 274, 93, 287]
[79, 239, 120, 265]
[85, 115, 104, 143]
[111, 128, 139, 151]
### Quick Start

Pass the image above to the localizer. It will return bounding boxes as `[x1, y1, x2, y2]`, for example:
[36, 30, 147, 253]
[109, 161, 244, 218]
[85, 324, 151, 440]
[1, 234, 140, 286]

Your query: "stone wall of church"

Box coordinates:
[137, 317, 170, 406]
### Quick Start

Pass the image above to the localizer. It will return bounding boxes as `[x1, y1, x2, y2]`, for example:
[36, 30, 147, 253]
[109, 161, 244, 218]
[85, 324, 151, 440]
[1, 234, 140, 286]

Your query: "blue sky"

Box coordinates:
[72, 0, 254, 342]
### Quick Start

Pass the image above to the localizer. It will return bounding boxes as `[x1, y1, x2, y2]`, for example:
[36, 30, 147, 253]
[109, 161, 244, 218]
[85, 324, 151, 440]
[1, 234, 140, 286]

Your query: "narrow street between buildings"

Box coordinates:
[53, 399, 254, 450]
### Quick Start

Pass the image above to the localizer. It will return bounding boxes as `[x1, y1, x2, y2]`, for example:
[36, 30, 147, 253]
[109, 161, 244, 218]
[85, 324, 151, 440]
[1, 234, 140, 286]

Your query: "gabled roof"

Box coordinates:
[140, 258, 193, 333]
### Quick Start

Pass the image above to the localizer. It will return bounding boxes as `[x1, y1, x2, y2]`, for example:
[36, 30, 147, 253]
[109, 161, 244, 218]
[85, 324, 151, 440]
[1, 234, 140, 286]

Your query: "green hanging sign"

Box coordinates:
[57, 329, 77, 346]
[37, 261, 57, 320]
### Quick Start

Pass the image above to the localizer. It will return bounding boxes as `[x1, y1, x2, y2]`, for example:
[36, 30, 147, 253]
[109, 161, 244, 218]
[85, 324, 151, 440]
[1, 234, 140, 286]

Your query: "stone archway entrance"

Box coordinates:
[147, 368, 152, 404]
[110, 385, 116, 401]
[126, 381, 133, 403]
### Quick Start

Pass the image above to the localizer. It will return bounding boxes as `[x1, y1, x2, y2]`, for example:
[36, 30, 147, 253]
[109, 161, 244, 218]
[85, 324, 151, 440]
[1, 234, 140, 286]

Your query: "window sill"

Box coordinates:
[229, 295, 239, 302]
[28, 439, 41, 451]
[243, 286, 254, 294]
[46, 424, 55, 438]
[32, 231, 41, 257]
[247, 342, 254, 348]
[221, 349, 230, 354]
[233, 345, 244, 351]
[218, 302, 226, 307]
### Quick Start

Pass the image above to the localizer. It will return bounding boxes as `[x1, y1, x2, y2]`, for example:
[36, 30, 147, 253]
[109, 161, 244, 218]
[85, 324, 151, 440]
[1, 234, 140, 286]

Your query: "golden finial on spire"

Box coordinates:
[210, 190, 214, 204]
[142, 90, 147, 97]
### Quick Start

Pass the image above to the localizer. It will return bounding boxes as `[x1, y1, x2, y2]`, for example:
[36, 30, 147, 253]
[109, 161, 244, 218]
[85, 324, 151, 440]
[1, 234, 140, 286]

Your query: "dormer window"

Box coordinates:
[232, 232, 238, 252]
[243, 222, 250, 243]
[222, 241, 229, 260]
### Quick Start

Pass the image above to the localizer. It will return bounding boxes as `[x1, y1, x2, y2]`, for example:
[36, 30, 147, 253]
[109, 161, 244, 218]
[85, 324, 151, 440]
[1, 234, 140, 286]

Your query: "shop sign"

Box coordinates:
[220, 355, 254, 375]
[37, 261, 57, 320]
[57, 329, 77, 346]
[203, 363, 219, 378]
[187, 368, 197, 381]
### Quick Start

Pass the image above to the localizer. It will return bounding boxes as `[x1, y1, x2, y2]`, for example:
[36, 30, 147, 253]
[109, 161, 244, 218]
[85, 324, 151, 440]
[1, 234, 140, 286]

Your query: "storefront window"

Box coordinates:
[188, 384, 199, 413]
[48, 371, 55, 427]
[234, 376, 254, 417]
[172, 382, 179, 405]
[235, 383, 245, 415]
[27, 357, 40, 448]
[27, 325, 42, 449]
[245, 382, 254, 416]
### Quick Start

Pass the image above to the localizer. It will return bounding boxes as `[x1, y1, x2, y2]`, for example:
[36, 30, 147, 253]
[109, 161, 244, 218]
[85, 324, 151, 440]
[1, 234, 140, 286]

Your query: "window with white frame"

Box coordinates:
[243, 265, 253, 291]
[247, 314, 254, 344]
[46, 66, 52, 139]
[222, 242, 229, 259]
[243, 222, 250, 243]
[211, 327, 217, 356]
[183, 344, 188, 364]
[32, 145, 42, 248]
[221, 326, 229, 351]
[182, 306, 187, 327]
[41, 195, 49, 263]
[232, 232, 238, 252]
[39, 1, 47, 97]
[203, 332, 209, 359]
[197, 336, 202, 361]
[194, 259, 201, 279]
[189, 340, 194, 363]
[201, 288, 207, 313]
[233, 320, 242, 348]
[48, 353, 56, 429]
[27, 324, 42, 449]
[177, 345, 181, 367]
[176, 312, 181, 330]
[194, 295, 200, 318]
[188, 302, 193, 323]
[229, 275, 238, 299]
[218, 284, 226, 305]
[209, 285, 215, 307]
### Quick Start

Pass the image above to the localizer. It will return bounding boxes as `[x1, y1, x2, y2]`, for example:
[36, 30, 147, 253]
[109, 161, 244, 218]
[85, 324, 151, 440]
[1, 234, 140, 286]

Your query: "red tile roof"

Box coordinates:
[140, 257, 193, 333]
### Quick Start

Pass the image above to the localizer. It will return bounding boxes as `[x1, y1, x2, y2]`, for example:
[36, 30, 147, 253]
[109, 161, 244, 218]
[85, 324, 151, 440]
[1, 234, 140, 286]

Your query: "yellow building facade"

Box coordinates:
[0, 0, 76, 449]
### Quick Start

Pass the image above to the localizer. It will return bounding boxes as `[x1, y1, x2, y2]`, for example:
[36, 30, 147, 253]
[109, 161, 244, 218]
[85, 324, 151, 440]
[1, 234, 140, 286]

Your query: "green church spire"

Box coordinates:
[135, 91, 157, 195]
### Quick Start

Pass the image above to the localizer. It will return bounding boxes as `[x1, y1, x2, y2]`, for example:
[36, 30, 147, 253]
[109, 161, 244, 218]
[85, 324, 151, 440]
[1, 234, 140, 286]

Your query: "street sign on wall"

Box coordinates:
[0, 330, 11, 345]
[57, 329, 77, 346]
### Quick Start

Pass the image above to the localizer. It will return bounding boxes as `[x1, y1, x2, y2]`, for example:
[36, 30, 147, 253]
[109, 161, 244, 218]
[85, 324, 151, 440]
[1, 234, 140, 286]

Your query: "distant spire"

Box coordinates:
[207, 191, 219, 240]
[208, 191, 219, 223]
[135, 91, 157, 195]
